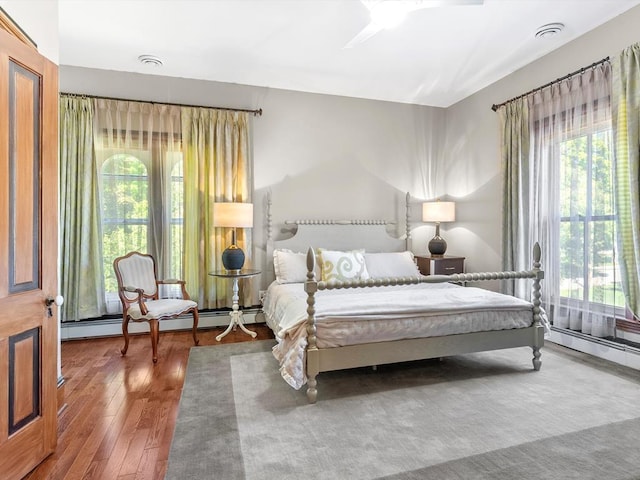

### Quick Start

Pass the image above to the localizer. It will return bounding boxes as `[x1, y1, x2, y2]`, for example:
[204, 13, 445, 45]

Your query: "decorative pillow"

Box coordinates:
[318, 249, 370, 282]
[273, 249, 321, 284]
[364, 251, 421, 279]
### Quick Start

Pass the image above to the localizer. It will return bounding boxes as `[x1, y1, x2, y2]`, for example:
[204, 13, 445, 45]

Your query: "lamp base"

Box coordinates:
[428, 235, 447, 256]
[222, 245, 245, 271]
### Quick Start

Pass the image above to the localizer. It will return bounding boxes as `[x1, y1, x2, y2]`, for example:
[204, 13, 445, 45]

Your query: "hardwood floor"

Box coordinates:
[25, 324, 275, 480]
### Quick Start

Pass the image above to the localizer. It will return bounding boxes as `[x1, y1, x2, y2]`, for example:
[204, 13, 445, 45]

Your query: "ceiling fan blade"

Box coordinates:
[343, 22, 384, 49]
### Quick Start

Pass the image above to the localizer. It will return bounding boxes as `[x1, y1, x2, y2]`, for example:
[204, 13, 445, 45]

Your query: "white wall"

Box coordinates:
[60, 67, 447, 288]
[443, 5, 640, 282]
[58, 4, 640, 291]
[9, 1, 640, 370]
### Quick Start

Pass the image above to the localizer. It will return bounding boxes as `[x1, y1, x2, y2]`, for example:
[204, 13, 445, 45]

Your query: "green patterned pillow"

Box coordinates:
[318, 249, 370, 282]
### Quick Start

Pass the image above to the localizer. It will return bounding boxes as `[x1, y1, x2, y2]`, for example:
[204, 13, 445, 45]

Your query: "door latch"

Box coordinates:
[45, 295, 64, 318]
[45, 297, 54, 317]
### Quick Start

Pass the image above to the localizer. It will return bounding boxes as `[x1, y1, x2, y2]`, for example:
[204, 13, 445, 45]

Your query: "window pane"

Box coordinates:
[559, 136, 588, 218]
[589, 220, 624, 307]
[558, 129, 622, 312]
[102, 225, 148, 292]
[102, 154, 149, 221]
[171, 160, 183, 220]
[101, 154, 149, 292]
[591, 130, 614, 217]
[170, 160, 183, 279]
[560, 220, 584, 301]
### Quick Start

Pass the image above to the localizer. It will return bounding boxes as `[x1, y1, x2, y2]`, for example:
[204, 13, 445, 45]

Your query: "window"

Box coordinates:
[170, 160, 184, 280]
[99, 147, 184, 299]
[558, 128, 624, 310]
[60, 97, 252, 321]
[101, 154, 148, 293]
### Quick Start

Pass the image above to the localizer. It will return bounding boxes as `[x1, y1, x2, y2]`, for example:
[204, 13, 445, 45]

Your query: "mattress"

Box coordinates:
[263, 281, 544, 389]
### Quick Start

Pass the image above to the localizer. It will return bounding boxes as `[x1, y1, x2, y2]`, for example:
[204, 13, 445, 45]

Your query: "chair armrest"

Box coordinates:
[123, 286, 148, 315]
[157, 279, 191, 300]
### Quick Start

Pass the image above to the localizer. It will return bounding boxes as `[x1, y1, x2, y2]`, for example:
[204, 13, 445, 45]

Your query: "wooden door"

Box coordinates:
[0, 18, 59, 480]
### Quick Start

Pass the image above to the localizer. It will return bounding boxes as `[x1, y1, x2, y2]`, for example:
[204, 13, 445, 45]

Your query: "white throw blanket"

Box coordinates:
[263, 282, 547, 389]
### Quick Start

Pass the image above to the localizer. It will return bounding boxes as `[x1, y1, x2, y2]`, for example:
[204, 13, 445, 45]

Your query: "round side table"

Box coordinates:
[209, 269, 261, 341]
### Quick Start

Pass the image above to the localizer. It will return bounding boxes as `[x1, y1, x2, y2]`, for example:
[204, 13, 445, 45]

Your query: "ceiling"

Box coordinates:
[58, 0, 640, 108]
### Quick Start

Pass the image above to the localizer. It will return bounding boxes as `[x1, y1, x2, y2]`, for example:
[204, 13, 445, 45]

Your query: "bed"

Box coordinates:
[263, 194, 546, 403]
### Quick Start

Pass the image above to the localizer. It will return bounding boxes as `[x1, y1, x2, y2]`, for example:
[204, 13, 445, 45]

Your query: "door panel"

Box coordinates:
[8, 59, 40, 293]
[9, 328, 40, 435]
[9, 61, 39, 293]
[0, 19, 58, 480]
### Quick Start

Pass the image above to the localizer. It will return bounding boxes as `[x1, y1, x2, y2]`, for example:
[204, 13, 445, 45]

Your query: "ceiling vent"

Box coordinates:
[138, 54, 163, 67]
[535, 23, 564, 39]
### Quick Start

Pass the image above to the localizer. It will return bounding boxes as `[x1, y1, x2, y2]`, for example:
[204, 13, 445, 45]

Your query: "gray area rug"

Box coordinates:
[165, 341, 640, 480]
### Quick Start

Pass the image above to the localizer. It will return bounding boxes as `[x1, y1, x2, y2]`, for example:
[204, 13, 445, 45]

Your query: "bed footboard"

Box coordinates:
[303, 243, 544, 404]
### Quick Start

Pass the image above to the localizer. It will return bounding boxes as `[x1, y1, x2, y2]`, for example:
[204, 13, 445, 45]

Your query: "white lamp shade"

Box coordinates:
[213, 202, 254, 228]
[422, 201, 455, 223]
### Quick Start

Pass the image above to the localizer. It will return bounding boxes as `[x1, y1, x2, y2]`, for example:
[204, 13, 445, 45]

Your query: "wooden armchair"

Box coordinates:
[113, 251, 199, 363]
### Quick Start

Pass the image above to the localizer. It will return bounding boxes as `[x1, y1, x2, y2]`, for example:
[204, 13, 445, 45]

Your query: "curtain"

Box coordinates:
[499, 98, 530, 298]
[532, 64, 617, 337]
[182, 108, 255, 309]
[59, 95, 106, 321]
[93, 99, 183, 298]
[612, 43, 640, 319]
[502, 63, 618, 338]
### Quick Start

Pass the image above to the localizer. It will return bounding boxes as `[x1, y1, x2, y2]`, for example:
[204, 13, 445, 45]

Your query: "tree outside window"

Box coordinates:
[558, 129, 624, 309]
[100, 149, 183, 298]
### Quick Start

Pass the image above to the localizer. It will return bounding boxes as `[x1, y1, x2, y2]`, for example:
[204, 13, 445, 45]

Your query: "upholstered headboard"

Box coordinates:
[275, 221, 407, 253]
[265, 192, 413, 283]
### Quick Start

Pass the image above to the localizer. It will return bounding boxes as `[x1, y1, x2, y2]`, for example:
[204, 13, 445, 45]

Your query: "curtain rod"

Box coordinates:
[490, 56, 610, 112]
[60, 91, 263, 117]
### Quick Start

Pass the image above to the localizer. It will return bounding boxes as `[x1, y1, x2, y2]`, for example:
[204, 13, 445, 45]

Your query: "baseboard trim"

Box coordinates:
[62, 312, 640, 371]
[61, 309, 265, 340]
[57, 376, 67, 415]
[549, 328, 640, 370]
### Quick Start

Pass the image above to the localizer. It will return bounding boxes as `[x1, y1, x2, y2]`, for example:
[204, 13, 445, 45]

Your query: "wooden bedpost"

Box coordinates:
[531, 242, 544, 371]
[305, 247, 319, 403]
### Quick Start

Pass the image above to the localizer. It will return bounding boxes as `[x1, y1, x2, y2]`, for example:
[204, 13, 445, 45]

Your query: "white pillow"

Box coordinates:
[364, 251, 421, 278]
[273, 249, 321, 284]
[318, 249, 370, 282]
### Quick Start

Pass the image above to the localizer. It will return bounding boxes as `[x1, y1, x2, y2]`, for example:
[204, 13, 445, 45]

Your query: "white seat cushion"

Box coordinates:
[128, 298, 197, 321]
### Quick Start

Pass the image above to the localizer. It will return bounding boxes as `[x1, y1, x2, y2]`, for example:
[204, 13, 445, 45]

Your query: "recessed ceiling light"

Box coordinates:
[535, 23, 564, 39]
[138, 54, 163, 67]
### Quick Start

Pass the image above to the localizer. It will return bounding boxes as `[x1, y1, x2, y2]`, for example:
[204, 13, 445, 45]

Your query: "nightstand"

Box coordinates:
[415, 255, 465, 276]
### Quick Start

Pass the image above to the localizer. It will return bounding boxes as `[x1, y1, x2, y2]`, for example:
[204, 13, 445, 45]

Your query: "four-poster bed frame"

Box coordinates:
[265, 193, 545, 403]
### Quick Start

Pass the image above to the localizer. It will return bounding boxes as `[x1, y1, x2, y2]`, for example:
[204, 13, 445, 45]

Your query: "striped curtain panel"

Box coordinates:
[612, 42, 640, 319]
[59, 95, 106, 321]
[182, 108, 255, 309]
[499, 98, 530, 298]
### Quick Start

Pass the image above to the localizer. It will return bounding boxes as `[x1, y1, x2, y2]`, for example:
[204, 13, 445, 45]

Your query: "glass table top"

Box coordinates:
[208, 268, 261, 278]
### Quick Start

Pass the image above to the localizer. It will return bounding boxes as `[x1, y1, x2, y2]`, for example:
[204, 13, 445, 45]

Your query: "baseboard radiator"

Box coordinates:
[61, 308, 264, 340]
[549, 326, 640, 371]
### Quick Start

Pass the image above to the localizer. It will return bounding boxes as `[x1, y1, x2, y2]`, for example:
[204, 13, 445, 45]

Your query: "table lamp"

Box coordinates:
[422, 201, 455, 256]
[213, 202, 253, 271]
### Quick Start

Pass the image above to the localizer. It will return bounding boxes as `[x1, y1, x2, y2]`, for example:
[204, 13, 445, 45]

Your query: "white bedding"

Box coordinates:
[263, 282, 546, 390]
